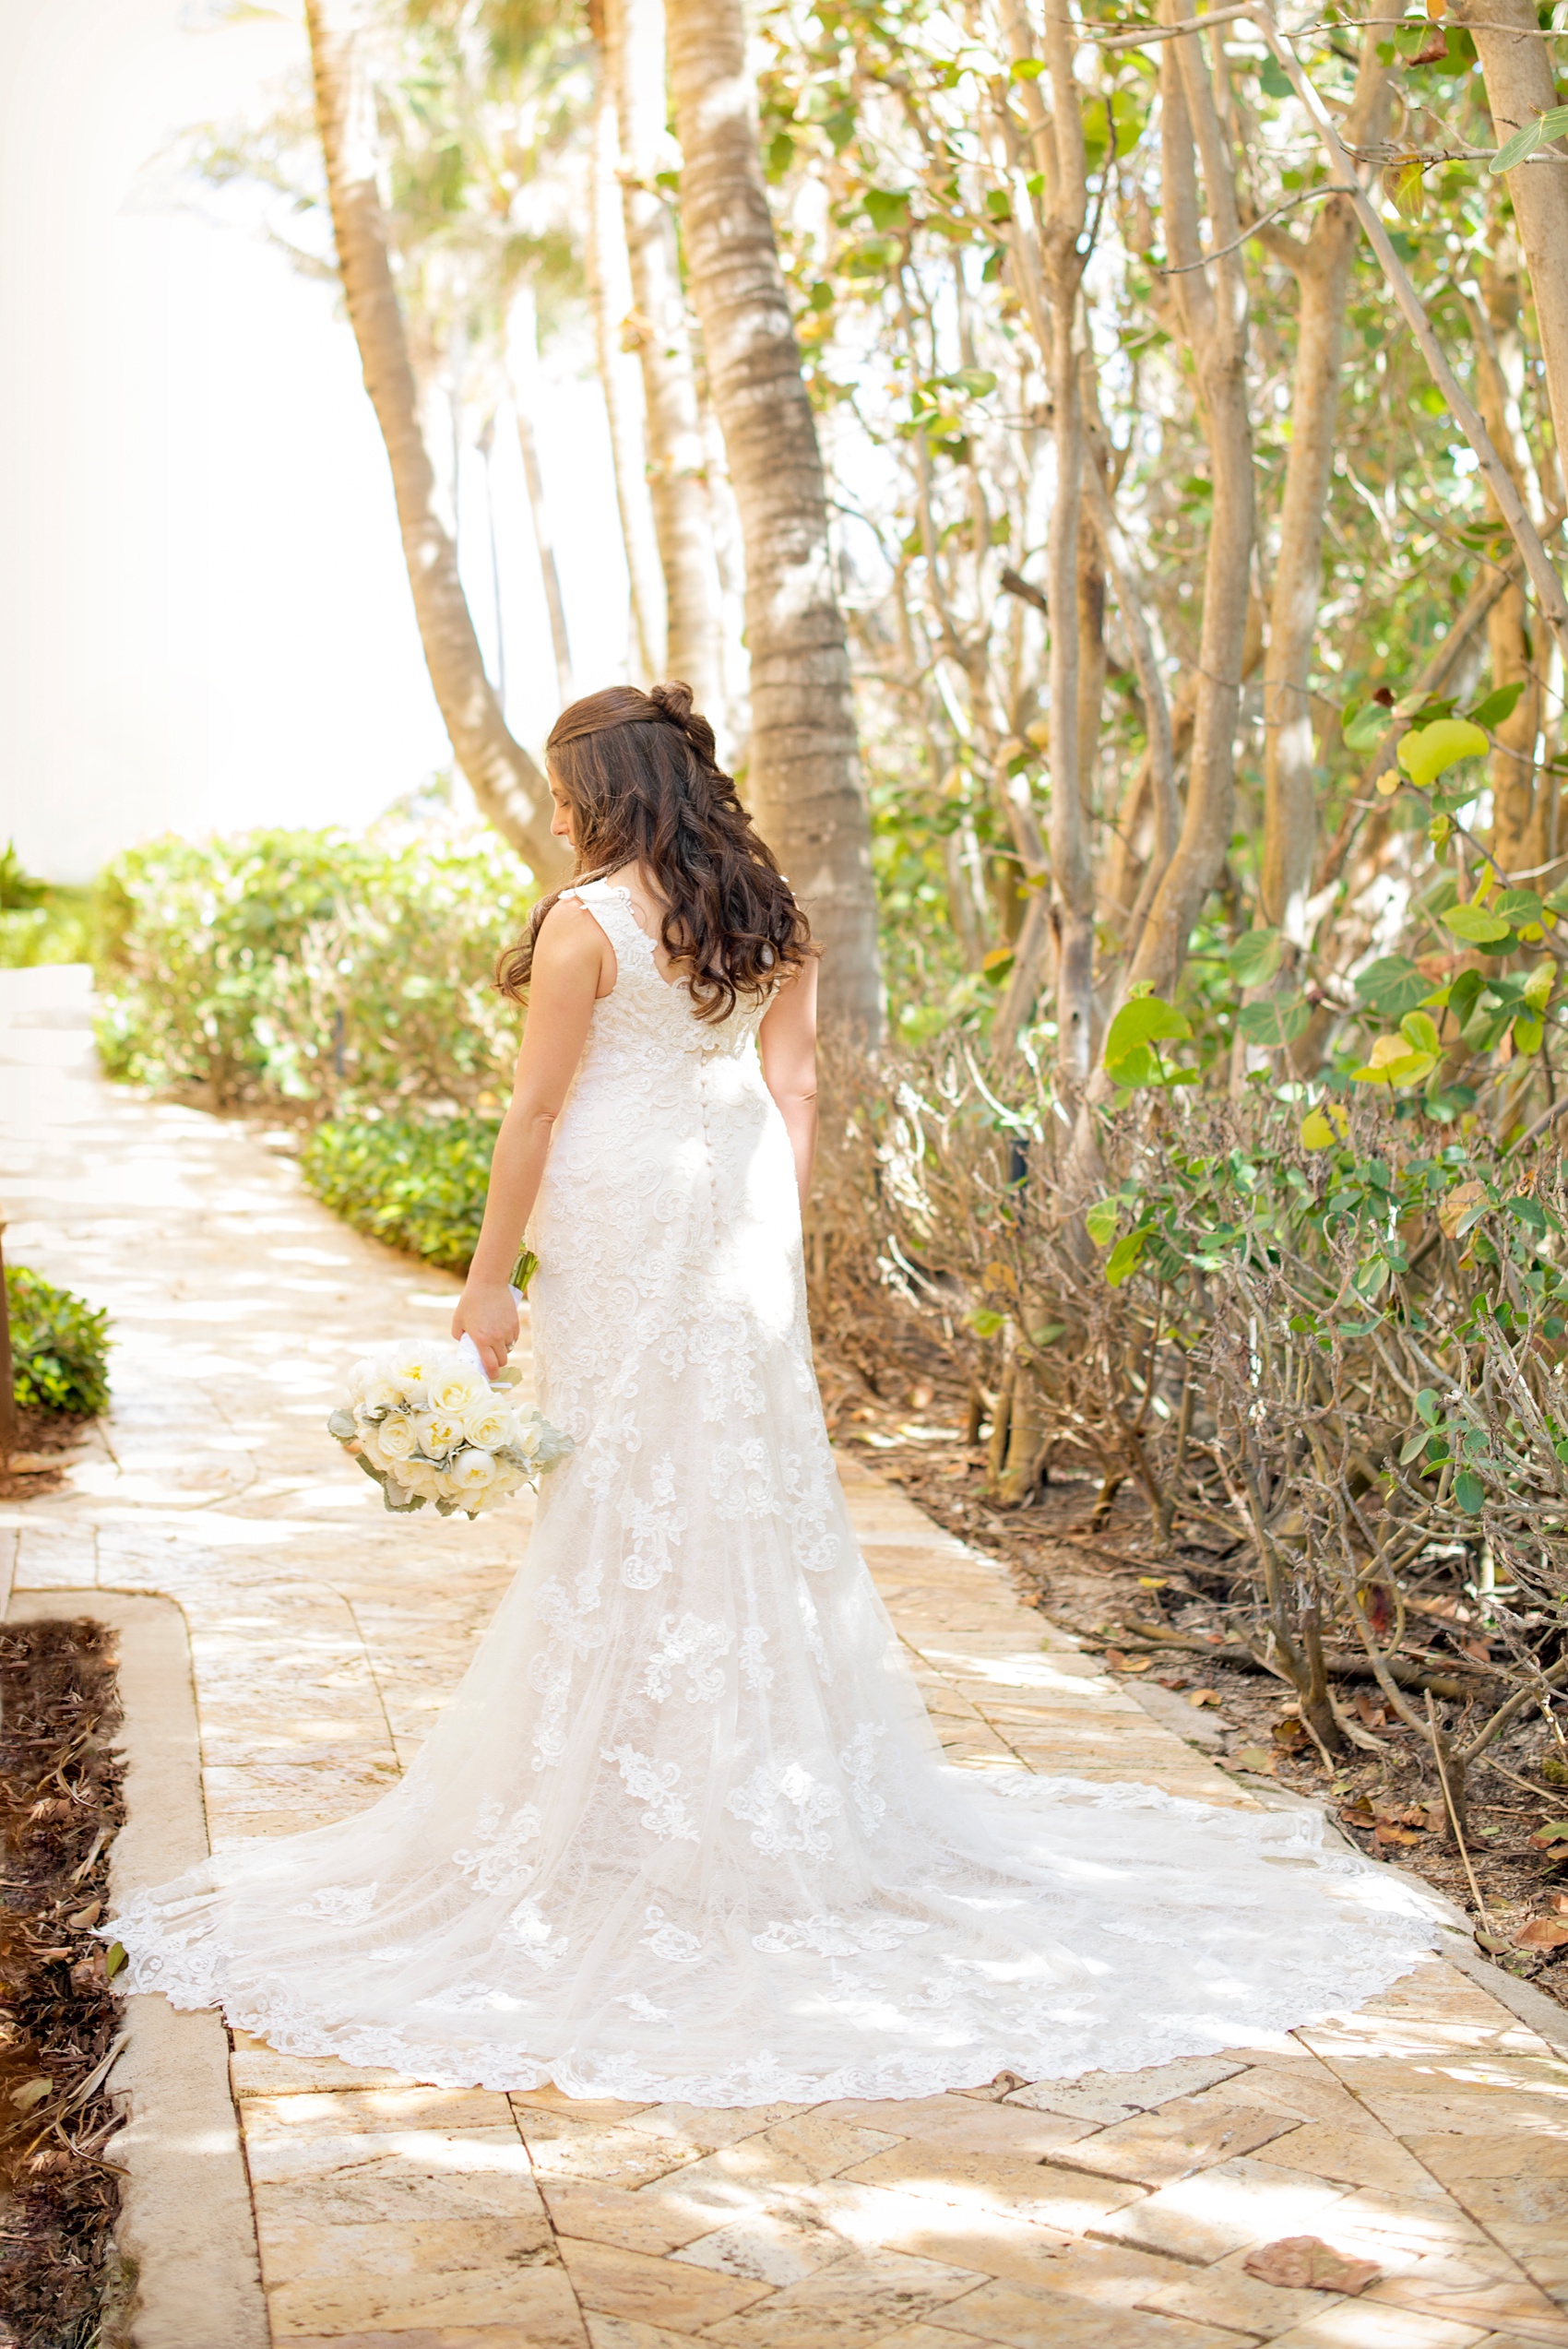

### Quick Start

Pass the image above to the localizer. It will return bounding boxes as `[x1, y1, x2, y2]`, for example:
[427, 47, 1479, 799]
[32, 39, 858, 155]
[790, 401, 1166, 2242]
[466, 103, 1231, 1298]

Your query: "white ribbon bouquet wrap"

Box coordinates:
[327, 1283, 572, 1518]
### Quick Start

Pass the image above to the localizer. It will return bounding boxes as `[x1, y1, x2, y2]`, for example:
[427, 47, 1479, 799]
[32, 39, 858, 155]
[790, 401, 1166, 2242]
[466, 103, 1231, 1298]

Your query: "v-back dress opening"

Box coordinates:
[105, 877, 1444, 2106]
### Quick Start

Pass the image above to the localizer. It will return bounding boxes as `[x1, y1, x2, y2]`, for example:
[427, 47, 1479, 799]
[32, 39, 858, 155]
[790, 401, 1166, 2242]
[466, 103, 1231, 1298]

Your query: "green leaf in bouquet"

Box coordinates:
[327, 1408, 359, 1442]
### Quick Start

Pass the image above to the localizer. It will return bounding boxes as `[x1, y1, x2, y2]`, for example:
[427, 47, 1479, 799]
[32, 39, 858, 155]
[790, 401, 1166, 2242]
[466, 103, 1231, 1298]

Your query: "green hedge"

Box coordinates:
[95, 821, 536, 1114]
[301, 1114, 497, 1270]
[7, 1268, 111, 1418]
[0, 842, 92, 969]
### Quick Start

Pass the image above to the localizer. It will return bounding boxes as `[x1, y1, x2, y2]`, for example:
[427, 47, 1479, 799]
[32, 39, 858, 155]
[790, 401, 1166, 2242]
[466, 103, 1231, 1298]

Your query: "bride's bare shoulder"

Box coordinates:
[533, 889, 616, 994]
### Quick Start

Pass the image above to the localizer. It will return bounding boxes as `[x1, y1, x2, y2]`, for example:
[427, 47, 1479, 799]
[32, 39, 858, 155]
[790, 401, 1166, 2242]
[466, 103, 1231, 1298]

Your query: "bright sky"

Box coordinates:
[0, 0, 628, 883]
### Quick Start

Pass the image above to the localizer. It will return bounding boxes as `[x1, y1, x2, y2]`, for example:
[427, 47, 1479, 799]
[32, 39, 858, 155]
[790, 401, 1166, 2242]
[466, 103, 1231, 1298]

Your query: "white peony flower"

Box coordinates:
[461, 1402, 512, 1453]
[447, 1445, 501, 1493]
[371, 1413, 418, 1462]
[429, 1364, 489, 1417]
[414, 1409, 467, 1459]
[359, 1378, 406, 1418]
[390, 1349, 443, 1406]
[398, 1460, 444, 1501]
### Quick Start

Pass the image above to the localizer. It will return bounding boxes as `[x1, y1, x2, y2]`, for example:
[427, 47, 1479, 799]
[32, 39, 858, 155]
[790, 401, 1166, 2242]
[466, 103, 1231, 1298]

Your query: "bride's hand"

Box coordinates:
[452, 1282, 519, 1378]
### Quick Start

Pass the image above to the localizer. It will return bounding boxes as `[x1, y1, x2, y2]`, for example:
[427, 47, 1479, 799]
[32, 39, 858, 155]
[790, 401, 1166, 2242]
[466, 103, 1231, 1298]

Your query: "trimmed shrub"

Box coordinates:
[0, 843, 92, 969]
[95, 820, 535, 1115]
[301, 1114, 498, 1270]
[6, 1268, 111, 1418]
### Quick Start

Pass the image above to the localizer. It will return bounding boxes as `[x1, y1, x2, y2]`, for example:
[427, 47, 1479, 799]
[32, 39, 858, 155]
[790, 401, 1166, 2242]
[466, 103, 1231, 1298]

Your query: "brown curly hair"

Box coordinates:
[497, 682, 812, 1022]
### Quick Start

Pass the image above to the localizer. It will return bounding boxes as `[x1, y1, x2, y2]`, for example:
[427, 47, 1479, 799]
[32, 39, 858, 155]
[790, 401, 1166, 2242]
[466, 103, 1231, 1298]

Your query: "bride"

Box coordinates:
[108, 682, 1442, 2105]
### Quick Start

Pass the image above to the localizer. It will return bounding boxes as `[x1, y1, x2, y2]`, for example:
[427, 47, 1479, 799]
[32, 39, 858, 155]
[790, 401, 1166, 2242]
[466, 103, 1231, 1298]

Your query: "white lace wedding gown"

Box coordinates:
[108, 879, 1443, 2104]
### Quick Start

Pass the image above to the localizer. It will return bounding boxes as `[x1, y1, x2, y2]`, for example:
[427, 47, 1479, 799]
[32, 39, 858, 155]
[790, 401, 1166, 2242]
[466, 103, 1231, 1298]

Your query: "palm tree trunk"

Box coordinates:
[587, 41, 666, 680]
[609, 0, 728, 727]
[505, 289, 575, 710]
[303, 0, 569, 884]
[665, 0, 881, 1031]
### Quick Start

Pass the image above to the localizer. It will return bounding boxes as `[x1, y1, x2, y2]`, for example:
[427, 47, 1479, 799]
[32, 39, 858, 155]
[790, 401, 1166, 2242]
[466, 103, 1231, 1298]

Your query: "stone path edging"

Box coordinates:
[6, 1587, 268, 2349]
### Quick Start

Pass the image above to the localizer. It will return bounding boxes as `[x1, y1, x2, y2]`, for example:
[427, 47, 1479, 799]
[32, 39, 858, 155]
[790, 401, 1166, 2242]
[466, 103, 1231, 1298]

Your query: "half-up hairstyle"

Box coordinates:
[497, 682, 812, 1022]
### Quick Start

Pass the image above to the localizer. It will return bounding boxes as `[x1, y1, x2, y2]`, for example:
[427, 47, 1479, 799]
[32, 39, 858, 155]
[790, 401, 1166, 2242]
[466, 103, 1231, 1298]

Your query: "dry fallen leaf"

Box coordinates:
[1550, 1892, 1568, 1917]
[8, 2077, 53, 2115]
[1439, 1177, 1487, 1240]
[1514, 1916, 1568, 1952]
[1242, 2236, 1381, 2296]
[1231, 1745, 1277, 1774]
[1188, 1688, 1221, 1708]
[1374, 1822, 1423, 1847]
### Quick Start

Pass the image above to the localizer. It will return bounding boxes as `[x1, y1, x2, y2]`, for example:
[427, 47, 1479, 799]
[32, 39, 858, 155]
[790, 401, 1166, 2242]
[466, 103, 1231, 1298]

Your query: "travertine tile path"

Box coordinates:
[5, 962, 1568, 2349]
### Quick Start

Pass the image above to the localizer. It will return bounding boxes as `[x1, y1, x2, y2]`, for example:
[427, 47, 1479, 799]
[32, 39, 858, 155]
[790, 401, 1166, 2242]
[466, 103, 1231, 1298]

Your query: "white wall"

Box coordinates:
[0, 0, 627, 883]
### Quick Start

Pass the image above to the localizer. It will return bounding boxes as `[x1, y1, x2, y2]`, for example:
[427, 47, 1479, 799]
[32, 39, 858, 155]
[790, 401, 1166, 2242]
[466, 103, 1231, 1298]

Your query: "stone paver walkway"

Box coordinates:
[5, 963, 1568, 2349]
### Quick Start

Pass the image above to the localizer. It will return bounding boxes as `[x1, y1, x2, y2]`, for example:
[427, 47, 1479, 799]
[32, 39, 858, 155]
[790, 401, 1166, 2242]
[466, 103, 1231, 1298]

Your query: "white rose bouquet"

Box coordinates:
[327, 1324, 572, 1518]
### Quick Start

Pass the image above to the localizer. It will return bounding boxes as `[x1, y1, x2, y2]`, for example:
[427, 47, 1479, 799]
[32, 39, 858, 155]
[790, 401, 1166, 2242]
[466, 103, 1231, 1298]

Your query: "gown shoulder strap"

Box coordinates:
[574, 878, 655, 965]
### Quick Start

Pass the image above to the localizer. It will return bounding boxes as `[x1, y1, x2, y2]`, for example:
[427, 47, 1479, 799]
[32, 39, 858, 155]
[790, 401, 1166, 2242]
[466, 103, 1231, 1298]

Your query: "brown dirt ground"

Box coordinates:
[0, 1618, 129, 2349]
[0, 1412, 95, 1507]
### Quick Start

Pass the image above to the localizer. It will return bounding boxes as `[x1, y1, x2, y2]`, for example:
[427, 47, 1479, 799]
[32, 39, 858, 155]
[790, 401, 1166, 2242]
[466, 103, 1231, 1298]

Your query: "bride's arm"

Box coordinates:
[759, 957, 819, 1212]
[452, 902, 607, 1373]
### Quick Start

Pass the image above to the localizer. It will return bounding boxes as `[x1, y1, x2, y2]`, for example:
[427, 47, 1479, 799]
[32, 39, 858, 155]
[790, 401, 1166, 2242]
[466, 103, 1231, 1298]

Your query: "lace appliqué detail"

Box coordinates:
[454, 1802, 542, 1895]
[644, 1613, 730, 1704]
[530, 1561, 606, 1772]
[289, 1884, 379, 1927]
[640, 1905, 705, 1963]
[739, 1626, 773, 1693]
[604, 1745, 699, 1842]
[622, 1455, 687, 1590]
[753, 1911, 931, 1957]
[504, 1896, 570, 1971]
[839, 1723, 887, 1836]
[728, 1759, 842, 1857]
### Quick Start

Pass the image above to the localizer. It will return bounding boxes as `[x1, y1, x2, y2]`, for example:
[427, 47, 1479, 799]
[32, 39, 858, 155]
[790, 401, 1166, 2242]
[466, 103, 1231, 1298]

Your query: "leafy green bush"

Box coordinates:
[301, 1113, 498, 1269]
[96, 819, 536, 1114]
[6, 1267, 111, 1418]
[0, 842, 92, 969]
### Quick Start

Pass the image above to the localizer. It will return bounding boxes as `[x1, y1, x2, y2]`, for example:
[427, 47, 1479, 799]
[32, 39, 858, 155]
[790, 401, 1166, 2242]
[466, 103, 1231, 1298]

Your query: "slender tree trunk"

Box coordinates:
[609, 0, 728, 721]
[1455, 0, 1568, 484]
[1259, 47, 1393, 945]
[1126, 13, 1254, 998]
[665, 0, 881, 1032]
[989, 0, 1091, 1074]
[1465, 231, 1547, 874]
[587, 34, 666, 681]
[303, 0, 568, 884]
[506, 289, 574, 710]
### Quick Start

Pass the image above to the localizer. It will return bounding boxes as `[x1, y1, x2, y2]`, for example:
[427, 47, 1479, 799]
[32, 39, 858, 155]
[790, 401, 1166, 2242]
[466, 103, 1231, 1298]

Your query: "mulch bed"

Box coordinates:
[0, 1415, 93, 1507]
[0, 1619, 129, 2349]
[816, 1341, 1568, 2014]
